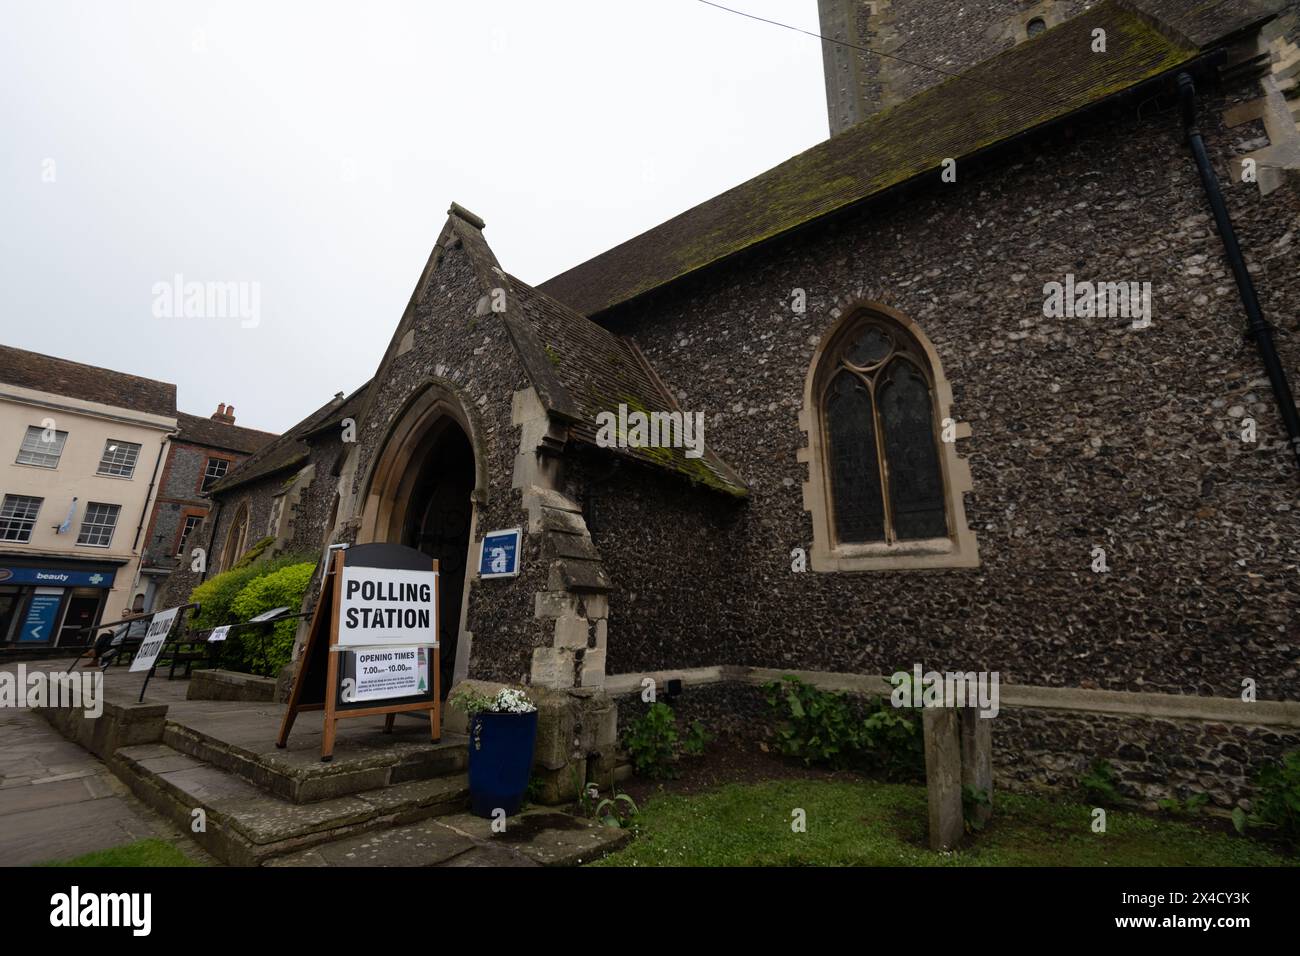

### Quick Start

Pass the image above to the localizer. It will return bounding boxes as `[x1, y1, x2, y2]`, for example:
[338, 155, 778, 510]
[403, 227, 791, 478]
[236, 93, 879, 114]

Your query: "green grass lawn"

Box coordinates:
[594, 779, 1296, 867]
[40, 838, 198, 868]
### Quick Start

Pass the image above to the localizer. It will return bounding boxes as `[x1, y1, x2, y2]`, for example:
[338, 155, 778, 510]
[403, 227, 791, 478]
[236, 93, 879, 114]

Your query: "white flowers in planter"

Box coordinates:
[450, 685, 538, 715]
[488, 688, 537, 714]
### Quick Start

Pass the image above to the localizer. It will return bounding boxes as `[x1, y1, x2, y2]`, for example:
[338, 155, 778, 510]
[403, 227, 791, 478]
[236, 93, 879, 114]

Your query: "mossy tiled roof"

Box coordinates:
[509, 278, 747, 496]
[539, 0, 1280, 317]
[208, 384, 369, 495]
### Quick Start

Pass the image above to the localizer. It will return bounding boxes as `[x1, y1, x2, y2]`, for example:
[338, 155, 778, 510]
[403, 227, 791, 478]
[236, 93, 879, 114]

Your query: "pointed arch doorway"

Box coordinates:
[357, 386, 485, 698]
[401, 422, 473, 695]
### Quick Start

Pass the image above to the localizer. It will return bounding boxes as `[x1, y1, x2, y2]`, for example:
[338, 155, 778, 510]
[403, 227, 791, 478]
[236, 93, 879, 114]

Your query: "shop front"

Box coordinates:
[0, 559, 120, 647]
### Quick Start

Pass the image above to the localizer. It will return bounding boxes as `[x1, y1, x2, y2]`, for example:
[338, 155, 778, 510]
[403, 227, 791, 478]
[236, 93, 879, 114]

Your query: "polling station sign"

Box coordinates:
[129, 606, 181, 673]
[337, 565, 439, 648]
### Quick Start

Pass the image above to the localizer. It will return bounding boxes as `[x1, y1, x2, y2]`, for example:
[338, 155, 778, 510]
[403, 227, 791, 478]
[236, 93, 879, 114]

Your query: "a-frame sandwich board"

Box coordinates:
[277, 544, 440, 761]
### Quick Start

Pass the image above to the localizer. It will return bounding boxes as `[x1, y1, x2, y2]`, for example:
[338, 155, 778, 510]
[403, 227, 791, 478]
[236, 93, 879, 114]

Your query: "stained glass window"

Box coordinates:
[878, 359, 947, 539]
[826, 371, 884, 542]
[821, 316, 948, 545]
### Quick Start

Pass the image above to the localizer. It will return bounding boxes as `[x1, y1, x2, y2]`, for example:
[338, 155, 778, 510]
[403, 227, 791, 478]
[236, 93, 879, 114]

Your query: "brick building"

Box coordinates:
[137, 405, 276, 610]
[157, 387, 369, 610]
[201, 1, 1300, 804]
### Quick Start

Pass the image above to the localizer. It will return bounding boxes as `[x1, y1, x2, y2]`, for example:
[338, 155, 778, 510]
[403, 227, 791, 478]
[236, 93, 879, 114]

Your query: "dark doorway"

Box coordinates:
[400, 420, 474, 698]
[57, 589, 105, 646]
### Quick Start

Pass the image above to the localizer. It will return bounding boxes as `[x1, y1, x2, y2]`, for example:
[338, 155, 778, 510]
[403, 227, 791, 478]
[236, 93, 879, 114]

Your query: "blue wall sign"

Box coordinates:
[19, 591, 65, 643]
[479, 528, 522, 579]
[0, 566, 116, 588]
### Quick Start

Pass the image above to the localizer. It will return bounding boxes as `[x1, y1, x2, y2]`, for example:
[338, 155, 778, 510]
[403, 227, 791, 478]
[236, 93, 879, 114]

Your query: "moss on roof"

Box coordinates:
[208, 384, 369, 495]
[539, 0, 1277, 317]
[508, 278, 747, 496]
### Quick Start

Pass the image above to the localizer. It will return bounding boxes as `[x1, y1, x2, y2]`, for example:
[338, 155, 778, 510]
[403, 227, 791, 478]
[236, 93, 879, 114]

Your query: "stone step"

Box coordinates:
[265, 819, 501, 867]
[115, 742, 469, 866]
[267, 809, 632, 867]
[161, 704, 468, 803]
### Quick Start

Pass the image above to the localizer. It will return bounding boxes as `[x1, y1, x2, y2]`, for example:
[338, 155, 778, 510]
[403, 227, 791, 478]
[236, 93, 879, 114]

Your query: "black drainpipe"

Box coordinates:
[1177, 72, 1300, 476]
[132, 432, 173, 551]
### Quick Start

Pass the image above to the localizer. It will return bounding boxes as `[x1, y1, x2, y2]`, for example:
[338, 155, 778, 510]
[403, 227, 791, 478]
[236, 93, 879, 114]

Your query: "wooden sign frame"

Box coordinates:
[277, 545, 441, 761]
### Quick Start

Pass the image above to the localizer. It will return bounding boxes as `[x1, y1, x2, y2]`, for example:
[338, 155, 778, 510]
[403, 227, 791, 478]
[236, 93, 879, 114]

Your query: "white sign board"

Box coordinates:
[208, 625, 231, 643]
[130, 606, 181, 673]
[337, 565, 439, 648]
[347, 646, 430, 702]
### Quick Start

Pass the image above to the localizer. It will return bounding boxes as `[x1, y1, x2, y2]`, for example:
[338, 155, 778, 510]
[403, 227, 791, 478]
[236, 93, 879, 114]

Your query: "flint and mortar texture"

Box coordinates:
[585, 78, 1300, 702]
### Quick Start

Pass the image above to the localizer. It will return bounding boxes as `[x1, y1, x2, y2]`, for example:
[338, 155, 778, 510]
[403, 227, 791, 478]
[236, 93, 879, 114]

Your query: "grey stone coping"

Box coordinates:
[603, 665, 1300, 727]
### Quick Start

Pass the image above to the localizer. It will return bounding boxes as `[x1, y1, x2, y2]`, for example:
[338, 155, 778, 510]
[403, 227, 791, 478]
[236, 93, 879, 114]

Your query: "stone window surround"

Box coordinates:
[1003, 1, 1066, 45]
[798, 301, 978, 572]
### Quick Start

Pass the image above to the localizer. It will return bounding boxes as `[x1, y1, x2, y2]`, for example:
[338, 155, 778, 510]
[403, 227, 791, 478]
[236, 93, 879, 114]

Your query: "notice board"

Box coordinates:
[277, 543, 441, 760]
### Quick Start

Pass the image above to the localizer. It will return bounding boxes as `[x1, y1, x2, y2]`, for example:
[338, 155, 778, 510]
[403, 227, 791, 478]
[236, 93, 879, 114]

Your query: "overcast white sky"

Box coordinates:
[1, 0, 826, 433]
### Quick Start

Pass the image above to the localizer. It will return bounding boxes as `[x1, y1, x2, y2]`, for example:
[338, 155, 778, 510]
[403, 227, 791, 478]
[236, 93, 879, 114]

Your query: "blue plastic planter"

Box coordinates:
[467, 710, 539, 818]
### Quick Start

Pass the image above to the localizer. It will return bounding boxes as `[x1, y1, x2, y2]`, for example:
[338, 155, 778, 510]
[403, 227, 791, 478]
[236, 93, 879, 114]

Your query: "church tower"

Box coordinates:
[816, 0, 1081, 136]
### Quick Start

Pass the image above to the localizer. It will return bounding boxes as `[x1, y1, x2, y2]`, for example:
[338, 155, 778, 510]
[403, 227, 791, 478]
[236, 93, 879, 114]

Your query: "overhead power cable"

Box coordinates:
[695, 0, 1067, 110]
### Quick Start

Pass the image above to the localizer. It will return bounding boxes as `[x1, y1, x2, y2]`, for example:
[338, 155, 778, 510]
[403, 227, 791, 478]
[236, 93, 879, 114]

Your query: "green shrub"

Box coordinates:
[1079, 759, 1122, 806]
[682, 719, 710, 756]
[859, 697, 924, 780]
[1235, 750, 1300, 844]
[624, 702, 680, 779]
[765, 675, 861, 768]
[1157, 792, 1209, 818]
[227, 562, 317, 677]
[763, 675, 921, 777]
[187, 554, 316, 677]
[188, 553, 309, 630]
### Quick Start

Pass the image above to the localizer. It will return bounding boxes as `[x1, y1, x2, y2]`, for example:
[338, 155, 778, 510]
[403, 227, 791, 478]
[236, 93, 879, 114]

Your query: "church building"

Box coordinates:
[182, 0, 1300, 804]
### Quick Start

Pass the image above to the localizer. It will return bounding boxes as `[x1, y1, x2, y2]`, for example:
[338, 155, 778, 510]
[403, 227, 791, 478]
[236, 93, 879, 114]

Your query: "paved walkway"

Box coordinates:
[0, 660, 212, 866]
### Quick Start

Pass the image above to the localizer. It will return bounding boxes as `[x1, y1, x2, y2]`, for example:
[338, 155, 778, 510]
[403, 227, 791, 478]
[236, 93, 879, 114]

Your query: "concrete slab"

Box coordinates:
[441, 845, 540, 867]
[0, 794, 159, 865]
[266, 820, 476, 867]
[437, 810, 631, 866]
[0, 776, 103, 815]
[0, 663, 212, 866]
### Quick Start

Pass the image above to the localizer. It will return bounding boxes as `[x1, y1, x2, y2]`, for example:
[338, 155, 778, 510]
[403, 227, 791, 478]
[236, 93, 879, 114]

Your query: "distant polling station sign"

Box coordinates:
[129, 606, 181, 673]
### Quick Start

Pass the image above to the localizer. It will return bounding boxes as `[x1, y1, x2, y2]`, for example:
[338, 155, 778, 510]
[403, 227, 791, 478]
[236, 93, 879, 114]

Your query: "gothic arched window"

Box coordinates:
[822, 319, 947, 544]
[221, 502, 249, 572]
[799, 304, 978, 572]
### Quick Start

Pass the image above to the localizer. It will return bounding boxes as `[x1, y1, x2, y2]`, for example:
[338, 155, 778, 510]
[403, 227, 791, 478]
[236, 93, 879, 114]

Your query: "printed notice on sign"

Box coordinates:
[338, 565, 439, 648]
[347, 646, 430, 702]
[130, 606, 181, 673]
